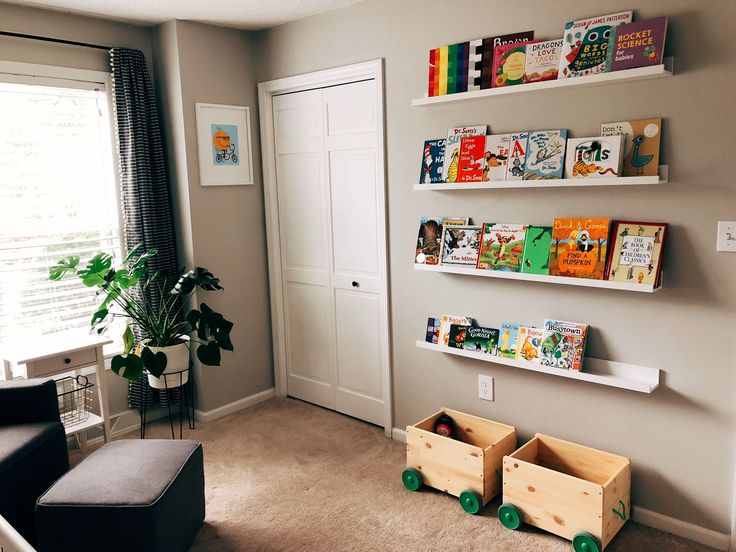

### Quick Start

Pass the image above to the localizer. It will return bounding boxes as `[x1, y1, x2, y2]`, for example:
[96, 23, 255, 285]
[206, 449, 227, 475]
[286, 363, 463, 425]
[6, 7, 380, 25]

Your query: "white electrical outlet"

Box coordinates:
[478, 374, 494, 401]
[717, 221, 736, 252]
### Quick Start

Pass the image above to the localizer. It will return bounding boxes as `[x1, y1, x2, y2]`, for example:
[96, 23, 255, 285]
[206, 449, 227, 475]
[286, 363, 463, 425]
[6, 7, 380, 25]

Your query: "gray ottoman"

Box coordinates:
[35, 439, 204, 552]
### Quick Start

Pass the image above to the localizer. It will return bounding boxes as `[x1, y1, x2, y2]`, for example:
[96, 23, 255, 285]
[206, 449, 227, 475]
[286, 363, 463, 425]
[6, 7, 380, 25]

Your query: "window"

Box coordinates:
[0, 64, 123, 346]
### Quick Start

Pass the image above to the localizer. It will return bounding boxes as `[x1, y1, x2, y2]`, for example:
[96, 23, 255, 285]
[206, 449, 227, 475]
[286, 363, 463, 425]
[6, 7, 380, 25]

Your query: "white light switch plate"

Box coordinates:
[478, 374, 494, 401]
[717, 221, 736, 252]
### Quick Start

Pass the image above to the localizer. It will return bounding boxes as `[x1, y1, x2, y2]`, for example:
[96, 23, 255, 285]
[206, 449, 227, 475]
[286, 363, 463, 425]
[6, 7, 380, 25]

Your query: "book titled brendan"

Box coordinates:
[606, 17, 667, 72]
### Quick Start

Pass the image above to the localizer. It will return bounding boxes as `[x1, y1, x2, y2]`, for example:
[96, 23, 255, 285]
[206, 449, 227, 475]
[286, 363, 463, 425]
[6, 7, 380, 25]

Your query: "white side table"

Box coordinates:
[1, 335, 113, 449]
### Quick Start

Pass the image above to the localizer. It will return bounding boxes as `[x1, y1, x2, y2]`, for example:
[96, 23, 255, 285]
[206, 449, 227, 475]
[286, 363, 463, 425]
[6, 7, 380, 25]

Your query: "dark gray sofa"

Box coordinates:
[0, 379, 69, 544]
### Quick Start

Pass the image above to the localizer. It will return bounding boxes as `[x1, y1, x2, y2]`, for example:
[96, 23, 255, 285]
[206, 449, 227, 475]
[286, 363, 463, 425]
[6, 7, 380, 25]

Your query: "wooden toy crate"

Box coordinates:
[403, 408, 516, 513]
[500, 434, 631, 551]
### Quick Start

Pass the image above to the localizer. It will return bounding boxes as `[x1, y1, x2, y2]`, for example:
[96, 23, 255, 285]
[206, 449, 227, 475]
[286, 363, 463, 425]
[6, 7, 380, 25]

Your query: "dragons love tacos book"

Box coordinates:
[521, 226, 552, 275]
[559, 11, 633, 78]
[564, 135, 624, 178]
[601, 118, 662, 177]
[524, 38, 564, 83]
[605, 221, 668, 287]
[477, 223, 527, 272]
[549, 218, 610, 279]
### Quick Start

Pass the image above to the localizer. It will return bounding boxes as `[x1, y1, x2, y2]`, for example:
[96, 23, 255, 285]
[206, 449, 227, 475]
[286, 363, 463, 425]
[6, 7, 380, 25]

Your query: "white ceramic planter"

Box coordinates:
[146, 337, 190, 390]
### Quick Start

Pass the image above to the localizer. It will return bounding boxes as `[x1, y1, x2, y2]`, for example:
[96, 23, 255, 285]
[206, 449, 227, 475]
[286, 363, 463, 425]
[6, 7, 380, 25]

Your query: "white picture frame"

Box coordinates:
[195, 102, 253, 186]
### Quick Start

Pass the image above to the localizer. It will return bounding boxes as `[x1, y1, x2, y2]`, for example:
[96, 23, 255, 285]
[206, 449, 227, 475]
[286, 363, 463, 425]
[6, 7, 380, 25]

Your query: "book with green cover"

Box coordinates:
[521, 226, 552, 275]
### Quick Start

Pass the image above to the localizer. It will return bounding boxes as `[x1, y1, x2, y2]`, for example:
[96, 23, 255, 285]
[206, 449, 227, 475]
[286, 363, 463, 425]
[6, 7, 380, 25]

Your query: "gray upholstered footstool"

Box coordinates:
[35, 439, 204, 552]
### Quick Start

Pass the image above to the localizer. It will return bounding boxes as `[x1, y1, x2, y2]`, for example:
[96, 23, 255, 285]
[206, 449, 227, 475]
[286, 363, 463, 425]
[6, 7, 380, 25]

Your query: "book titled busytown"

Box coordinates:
[541, 319, 588, 371]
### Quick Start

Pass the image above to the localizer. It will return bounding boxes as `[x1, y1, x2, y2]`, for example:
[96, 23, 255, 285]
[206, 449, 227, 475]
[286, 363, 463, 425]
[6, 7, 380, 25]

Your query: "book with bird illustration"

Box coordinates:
[425, 317, 441, 344]
[464, 326, 500, 355]
[606, 17, 667, 72]
[517, 326, 544, 363]
[600, 118, 661, 177]
[480, 31, 535, 89]
[523, 130, 568, 180]
[549, 218, 610, 279]
[524, 39, 564, 83]
[498, 322, 521, 360]
[493, 40, 534, 87]
[418, 138, 446, 184]
[477, 223, 527, 272]
[415, 216, 469, 265]
[605, 220, 668, 287]
[521, 226, 552, 275]
[443, 126, 487, 183]
[483, 134, 510, 181]
[541, 319, 588, 371]
[457, 135, 486, 182]
[506, 132, 529, 181]
[440, 225, 482, 266]
[558, 11, 633, 78]
[564, 135, 624, 178]
[438, 315, 475, 347]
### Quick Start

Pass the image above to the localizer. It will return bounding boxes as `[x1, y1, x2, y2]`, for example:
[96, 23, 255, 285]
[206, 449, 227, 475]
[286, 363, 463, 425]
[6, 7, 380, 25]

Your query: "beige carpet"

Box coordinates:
[74, 398, 715, 552]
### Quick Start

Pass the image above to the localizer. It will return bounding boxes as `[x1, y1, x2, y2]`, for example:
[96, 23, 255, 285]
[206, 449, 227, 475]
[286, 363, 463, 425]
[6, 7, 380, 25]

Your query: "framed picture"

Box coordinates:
[195, 103, 253, 186]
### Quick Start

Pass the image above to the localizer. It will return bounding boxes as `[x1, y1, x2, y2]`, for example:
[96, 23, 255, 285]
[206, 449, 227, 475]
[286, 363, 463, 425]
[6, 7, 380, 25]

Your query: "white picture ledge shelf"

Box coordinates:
[416, 341, 660, 393]
[414, 166, 667, 190]
[414, 263, 659, 293]
[411, 58, 673, 106]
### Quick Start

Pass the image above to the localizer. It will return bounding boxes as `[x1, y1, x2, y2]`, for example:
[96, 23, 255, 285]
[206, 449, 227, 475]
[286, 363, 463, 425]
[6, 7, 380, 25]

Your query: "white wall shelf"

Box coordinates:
[414, 263, 659, 293]
[411, 58, 673, 107]
[416, 340, 660, 393]
[414, 166, 667, 190]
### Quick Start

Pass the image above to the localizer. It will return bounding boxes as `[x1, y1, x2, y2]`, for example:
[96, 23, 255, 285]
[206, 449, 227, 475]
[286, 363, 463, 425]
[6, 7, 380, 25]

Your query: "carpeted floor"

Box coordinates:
[73, 398, 716, 551]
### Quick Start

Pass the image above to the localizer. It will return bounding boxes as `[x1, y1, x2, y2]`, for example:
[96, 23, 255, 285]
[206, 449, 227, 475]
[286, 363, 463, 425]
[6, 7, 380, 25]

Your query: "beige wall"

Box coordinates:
[255, 0, 736, 533]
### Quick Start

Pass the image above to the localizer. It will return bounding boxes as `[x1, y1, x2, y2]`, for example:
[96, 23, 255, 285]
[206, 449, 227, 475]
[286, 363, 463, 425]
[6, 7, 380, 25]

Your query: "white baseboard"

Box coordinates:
[390, 427, 731, 551]
[194, 387, 275, 423]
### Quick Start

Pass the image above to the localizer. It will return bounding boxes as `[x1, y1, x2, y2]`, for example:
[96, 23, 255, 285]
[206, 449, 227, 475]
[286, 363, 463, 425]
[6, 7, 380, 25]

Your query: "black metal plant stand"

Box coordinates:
[139, 365, 196, 439]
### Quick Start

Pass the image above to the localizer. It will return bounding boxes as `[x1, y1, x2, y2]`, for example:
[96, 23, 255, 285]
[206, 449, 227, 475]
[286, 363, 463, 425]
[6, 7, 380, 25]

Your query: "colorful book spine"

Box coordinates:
[455, 41, 469, 93]
[468, 38, 484, 92]
[428, 48, 439, 97]
[426, 317, 439, 343]
[438, 46, 449, 95]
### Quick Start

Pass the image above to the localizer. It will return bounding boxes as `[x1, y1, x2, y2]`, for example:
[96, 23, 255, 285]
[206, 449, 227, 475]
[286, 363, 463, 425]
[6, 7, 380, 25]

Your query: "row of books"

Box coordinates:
[427, 315, 588, 372]
[427, 11, 667, 97]
[420, 118, 661, 184]
[415, 218, 667, 286]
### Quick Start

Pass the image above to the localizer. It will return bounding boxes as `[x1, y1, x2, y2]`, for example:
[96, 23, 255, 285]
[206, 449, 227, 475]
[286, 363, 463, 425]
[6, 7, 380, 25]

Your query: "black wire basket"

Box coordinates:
[56, 375, 94, 427]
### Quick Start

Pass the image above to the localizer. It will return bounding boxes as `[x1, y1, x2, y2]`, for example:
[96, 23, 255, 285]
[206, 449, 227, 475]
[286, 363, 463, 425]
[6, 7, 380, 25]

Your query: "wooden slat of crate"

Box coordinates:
[484, 430, 517, 502]
[601, 462, 631, 549]
[536, 434, 629, 485]
[441, 407, 516, 448]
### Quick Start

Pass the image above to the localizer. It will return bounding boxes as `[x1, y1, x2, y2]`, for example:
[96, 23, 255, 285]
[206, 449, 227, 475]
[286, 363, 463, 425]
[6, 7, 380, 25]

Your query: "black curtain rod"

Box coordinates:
[0, 30, 111, 51]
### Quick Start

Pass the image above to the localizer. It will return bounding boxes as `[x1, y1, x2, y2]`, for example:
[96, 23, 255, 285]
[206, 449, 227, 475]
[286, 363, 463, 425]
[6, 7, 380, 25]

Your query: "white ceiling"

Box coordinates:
[5, 0, 365, 30]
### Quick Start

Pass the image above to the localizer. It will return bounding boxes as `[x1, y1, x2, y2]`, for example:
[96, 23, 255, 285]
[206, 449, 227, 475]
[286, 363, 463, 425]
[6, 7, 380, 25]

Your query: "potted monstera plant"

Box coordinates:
[49, 245, 233, 389]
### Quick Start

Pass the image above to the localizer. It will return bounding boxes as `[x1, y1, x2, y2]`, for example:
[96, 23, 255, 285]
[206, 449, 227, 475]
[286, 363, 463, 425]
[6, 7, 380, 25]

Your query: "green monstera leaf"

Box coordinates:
[111, 353, 144, 381]
[140, 346, 168, 378]
[196, 340, 221, 366]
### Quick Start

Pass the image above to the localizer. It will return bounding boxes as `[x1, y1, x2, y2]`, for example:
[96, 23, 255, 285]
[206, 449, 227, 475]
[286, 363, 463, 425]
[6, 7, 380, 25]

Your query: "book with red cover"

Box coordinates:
[480, 31, 535, 89]
[457, 135, 486, 182]
[493, 40, 535, 87]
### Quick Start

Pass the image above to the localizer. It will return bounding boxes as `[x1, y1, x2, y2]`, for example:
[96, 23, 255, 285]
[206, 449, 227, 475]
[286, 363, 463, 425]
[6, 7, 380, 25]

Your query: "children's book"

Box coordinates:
[425, 317, 441, 344]
[447, 42, 470, 94]
[464, 326, 499, 355]
[468, 38, 484, 91]
[600, 118, 662, 177]
[428, 47, 441, 97]
[443, 126, 487, 183]
[559, 11, 633, 78]
[457, 135, 486, 183]
[498, 322, 521, 360]
[524, 39, 564, 83]
[506, 132, 529, 181]
[448, 324, 469, 349]
[541, 319, 588, 371]
[415, 217, 469, 265]
[419, 138, 446, 184]
[521, 226, 552, 275]
[493, 41, 534, 87]
[606, 17, 667, 72]
[477, 223, 527, 272]
[524, 130, 568, 180]
[440, 225, 482, 266]
[605, 221, 668, 287]
[564, 135, 624, 178]
[480, 31, 535, 89]
[438, 315, 474, 347]
[549, 218, 610, 279]
[483, 134, 510, 181]
[517, 326, 544, 363]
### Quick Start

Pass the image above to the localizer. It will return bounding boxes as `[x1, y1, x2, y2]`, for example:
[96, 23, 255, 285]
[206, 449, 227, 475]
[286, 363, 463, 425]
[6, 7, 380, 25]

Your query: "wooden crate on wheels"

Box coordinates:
[499, 434, 631, 552]
[402, 408, 517, 514]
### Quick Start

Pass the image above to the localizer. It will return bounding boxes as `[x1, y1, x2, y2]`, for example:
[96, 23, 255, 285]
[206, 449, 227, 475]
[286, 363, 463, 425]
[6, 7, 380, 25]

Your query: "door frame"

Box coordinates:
[258, 59, 392, 435]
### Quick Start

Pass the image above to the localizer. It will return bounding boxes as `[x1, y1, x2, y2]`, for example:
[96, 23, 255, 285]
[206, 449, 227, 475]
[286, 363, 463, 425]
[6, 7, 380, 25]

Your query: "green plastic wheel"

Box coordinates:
[459, 489, 482, 515]
[498, 503, 522, 530]
[572, 532, 601, 552]
[401, 467, 422, 491]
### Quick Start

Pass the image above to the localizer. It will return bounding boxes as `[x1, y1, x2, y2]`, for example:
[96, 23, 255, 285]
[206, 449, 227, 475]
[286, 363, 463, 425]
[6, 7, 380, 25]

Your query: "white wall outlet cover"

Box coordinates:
[717, 221, 736, 252]
[478, 374, 494, 401]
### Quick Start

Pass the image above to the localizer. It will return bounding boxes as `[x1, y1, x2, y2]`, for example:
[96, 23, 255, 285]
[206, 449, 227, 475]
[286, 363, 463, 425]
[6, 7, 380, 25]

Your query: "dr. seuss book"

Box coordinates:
[415, 217, 469, 265]
[559, 11, 633, 78]
[601, 118, 661, 177]
[483, 134, 510, 181]
[523, 130, 568, 180]
[564, 135, 624, 178]
[448, 324, 469, 349]
[477, 223, 527, 272]
[419, 138, 446, 184]
[605, 221, 668, 287]
[549, 218, 610, 279]
[440, 225, 482, 266]
[438, 315, 474, 347]
[425, 317, 440, 344]
[541, 319, 588, 371]
[480, 31, 535, 89]
[506, 132, 529, 181]
[517, 326, 544, 363]
[464, 326, 499, 355]
[443, 126, 487, 183]
[457, 135, 486, 183]
[524, 39, 564, 83]
[607, 17, 667, 72]
[498, 322, 521, 360]
[493, 40, 534, 87]
[521, 226, 552, 275]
